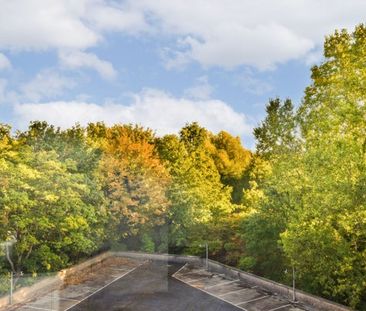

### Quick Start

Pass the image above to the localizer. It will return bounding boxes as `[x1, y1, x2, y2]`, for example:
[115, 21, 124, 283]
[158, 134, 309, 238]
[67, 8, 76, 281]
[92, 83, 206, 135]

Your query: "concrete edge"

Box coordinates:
[0, 251, 352, 311]
[113, 251, 352, 311]
[0, 251, 114, 310]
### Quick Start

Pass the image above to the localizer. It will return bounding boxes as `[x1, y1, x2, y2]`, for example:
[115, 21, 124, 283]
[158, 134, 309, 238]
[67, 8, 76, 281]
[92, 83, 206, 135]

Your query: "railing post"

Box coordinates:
[292, 266, 296, 302]
[205, 242, 208, 271]
[9, 271, 13, 305]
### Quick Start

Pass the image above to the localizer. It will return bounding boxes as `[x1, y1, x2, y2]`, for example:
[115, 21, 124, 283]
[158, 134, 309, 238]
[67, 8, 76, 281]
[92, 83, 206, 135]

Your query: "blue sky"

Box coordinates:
[0, 0, 365, 149]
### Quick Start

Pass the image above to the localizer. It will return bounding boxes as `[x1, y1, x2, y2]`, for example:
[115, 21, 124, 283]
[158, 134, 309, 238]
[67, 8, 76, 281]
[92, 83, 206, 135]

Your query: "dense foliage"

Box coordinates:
[1, 24, 366, 309]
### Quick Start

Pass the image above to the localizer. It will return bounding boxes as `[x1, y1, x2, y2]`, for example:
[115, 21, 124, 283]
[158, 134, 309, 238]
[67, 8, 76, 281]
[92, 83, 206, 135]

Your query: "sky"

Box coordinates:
[0, 0, 365, 149]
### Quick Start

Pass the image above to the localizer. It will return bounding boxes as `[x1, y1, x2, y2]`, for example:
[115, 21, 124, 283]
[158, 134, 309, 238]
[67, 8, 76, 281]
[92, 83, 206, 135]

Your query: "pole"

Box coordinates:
[205, 242, 208, 270]
[9, 271, 13, 305]
[292, 266, 296, 302]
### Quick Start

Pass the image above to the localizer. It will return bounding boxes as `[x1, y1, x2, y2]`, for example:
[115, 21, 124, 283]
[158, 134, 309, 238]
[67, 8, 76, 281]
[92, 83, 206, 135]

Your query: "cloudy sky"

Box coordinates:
[0, 0, 365, 148]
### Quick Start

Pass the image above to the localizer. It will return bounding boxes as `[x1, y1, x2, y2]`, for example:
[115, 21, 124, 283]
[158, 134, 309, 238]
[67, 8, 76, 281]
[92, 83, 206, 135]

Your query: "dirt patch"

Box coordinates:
[63, 257, 139, 286]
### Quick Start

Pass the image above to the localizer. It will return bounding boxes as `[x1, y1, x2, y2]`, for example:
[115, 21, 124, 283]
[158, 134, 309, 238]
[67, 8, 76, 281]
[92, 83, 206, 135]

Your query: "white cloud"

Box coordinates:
[131, 0, 366, 69]
[59, 51, 117, 80]
[304, 48, 324, 66]
[0, 0, 364, 70]
[20, 69, 75, 102]
[0, 0, 147, 51]
[233, 71, 273, 95]
[13, 89, 251, 138]
[0, 0, 97, 51]
[86, 1, 147, 34]
[0, 53, 11, 70]
[184, 76, 213, 100]
[0, 79, 7, 103]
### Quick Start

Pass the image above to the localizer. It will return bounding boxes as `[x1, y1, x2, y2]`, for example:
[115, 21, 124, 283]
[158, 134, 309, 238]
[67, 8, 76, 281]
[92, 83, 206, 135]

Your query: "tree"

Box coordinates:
[254, 98, 296, 160]
[281, 24, 366, 308]
[99, 125, 170, 251]
[0, 122, 107, 275]
[156, 124, 234, 258]
[210, 131, 252, 204]
[0, 146, 105, 274]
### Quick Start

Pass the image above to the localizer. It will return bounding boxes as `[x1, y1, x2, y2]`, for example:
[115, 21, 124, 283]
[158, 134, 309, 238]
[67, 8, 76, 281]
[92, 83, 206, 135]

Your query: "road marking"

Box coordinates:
[186, 276, 212, 284]
[205, 280, 238, 289]
[174, 275, 247, 311]
[236, 295, 268, 305]
[45, 295, 79, 302]
[171, 263, 188, 278]
[110, 267, 129, 271]
[64, 261, 146, 311]
[58, 297, 80, 302]
[23, 306, 54, 311]
[219, 288, 250, 297]
[267, 304, 291, 311]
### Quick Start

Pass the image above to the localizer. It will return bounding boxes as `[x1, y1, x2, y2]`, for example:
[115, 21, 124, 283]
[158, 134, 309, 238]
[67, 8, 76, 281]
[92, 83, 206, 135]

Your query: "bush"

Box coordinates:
[140, 234, 155, 253]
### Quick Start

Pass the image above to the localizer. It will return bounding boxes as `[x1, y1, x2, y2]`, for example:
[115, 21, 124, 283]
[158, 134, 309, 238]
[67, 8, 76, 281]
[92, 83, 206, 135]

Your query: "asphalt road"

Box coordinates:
[69, 261, 241, 311]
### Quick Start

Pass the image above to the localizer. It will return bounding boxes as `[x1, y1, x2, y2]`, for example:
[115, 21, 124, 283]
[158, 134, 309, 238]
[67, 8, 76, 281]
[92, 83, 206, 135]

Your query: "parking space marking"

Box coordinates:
[171, 263, 188, 278]
[110, 267, 129, 271]
[58, 297, 80, 302]
[236, 295, 268, 305]
[267, 304, 291, 311]
[23, 306, 54, 311]
[173, 275, 247, 311]
[219, 288, 250, 297]
[45, 295, 79, 302]
[186, 276, 212, 284]
[205, 280, 238, 289]
[64, 261, 146, 311]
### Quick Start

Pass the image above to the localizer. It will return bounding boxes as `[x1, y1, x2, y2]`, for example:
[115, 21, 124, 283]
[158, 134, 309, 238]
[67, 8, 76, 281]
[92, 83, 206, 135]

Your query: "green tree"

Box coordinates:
[0, 122, 106, 275]
[281, 24, 366, 308]
[0, 146, 105, 274]
[157, 124, 234, 257]
[254, 98, 296, 160]
[210, 131, 252, 204]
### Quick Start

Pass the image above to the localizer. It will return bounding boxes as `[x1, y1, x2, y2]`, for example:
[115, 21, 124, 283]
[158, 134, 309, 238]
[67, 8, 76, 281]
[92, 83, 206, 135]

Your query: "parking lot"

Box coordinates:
[9, 257, 144, 311]
[9, 257, 311, 311]
[69, 261, 240, 311]
[173, 264, 307, 311]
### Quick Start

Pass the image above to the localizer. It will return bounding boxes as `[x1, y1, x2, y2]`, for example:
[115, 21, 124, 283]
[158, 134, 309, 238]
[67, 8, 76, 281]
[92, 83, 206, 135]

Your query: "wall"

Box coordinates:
[115, 251, 352, 311]
[0, 251, 112, 309]
[0, 251, 352, 311]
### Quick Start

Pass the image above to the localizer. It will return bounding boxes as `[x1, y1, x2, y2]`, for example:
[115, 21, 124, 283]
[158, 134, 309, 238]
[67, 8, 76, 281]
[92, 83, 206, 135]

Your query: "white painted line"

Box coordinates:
[186, 276, 212, 284]
[58, 297, 80, 302]
[236, 295, 268, 305]
[110, 268, 129, 271]
[24, 306, 55, 311]
[219, 288, 250, 297]
[171, 263, 188, 278]
[267, 304, 291, 311]
[45, 295, 79, 302]
[205, 280, 238, 289]
[173, 275, 247, 311]
[64, 261, 146, 311]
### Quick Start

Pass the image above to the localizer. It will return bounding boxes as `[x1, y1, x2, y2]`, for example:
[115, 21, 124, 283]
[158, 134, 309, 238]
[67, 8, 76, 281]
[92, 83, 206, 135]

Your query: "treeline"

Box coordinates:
[1, 24, 366, 309]
[0, 121, 252, 273]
